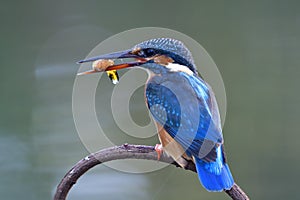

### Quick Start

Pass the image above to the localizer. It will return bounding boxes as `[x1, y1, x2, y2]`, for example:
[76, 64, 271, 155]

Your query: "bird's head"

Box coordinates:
[78, 38, 198, 76]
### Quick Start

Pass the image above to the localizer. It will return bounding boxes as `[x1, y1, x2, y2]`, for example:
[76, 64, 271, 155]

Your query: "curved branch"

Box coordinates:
[54, 144, 249, 200]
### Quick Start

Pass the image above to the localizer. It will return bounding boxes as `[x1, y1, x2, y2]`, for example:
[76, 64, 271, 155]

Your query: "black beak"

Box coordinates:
[77, 49, 139, 63]
[77, 49, 147, 75]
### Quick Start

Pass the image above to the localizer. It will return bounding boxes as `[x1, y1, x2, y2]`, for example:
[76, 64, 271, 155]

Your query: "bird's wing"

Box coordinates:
[185, 73, 223, 134]
[146, 73, 223, 161]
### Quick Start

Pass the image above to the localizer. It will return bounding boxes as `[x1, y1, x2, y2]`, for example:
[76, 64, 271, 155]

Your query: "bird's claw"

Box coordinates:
[155, 144, 163, 160]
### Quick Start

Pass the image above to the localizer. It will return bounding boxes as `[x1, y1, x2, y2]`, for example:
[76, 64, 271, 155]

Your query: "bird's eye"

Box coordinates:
[136, 49, 156, 57]
[145, 48, 156, 57]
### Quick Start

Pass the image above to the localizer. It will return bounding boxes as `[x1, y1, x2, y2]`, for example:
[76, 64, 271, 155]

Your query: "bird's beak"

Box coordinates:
[77, 49, 147, 75]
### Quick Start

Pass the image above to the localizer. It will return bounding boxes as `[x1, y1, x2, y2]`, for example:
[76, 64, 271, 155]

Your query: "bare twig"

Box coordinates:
[54, 144, 249, 200]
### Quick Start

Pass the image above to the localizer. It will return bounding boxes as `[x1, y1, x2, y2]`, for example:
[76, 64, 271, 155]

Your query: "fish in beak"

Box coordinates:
[77, 49, 148, 75]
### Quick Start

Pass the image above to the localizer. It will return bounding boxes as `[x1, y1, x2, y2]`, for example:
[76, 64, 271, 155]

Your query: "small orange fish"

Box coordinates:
[92, 59, 115, 72]
[93, 59, 119, 84]
[78, 59, 119, 84]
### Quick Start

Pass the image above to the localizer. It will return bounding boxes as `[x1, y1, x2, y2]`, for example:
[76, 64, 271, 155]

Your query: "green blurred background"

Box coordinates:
[1, 0, 299, 199]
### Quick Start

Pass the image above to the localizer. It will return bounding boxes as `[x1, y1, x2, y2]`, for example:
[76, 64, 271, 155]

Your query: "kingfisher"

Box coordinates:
[78, 38, 234, 192]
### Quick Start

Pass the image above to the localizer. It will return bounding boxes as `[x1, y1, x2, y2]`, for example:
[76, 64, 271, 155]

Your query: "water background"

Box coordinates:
[1, 1, 299, 199]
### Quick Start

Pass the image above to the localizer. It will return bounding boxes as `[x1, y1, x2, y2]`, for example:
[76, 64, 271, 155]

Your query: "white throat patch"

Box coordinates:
[166, 63, 194, 76]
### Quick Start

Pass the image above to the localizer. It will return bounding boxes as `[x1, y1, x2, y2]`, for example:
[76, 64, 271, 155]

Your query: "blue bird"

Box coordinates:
[78, 38, 234, 192]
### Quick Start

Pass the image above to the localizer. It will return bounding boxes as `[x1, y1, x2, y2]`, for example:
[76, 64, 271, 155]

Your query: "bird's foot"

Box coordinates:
[155, 144, 163, 160]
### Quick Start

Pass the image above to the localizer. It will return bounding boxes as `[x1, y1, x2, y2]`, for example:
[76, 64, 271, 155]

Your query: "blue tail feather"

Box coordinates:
[194, 147, 234, 192]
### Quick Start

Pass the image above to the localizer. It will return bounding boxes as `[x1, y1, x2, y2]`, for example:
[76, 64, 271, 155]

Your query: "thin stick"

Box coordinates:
[53, 144, 249, 200]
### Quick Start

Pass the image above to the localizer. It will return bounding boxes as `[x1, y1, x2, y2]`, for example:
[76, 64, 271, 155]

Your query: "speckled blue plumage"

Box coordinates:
[146, 70, 222, 149]
[140, 38, 234, 191]
[145, 69, 234, 191]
